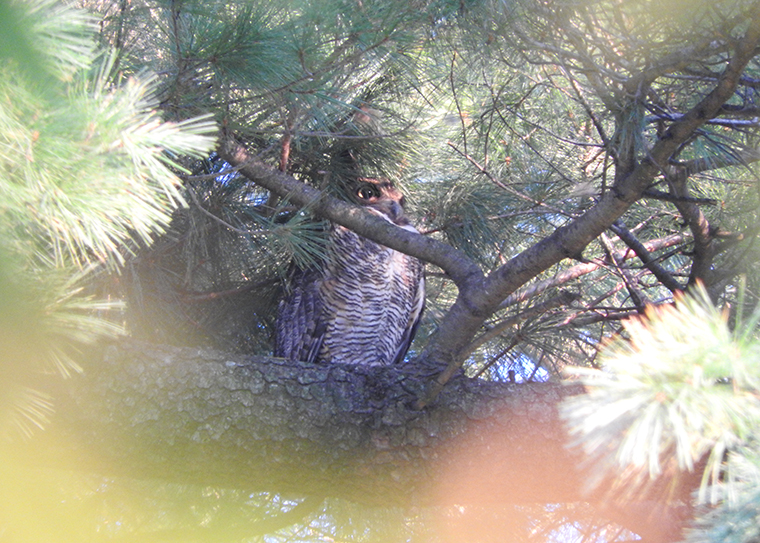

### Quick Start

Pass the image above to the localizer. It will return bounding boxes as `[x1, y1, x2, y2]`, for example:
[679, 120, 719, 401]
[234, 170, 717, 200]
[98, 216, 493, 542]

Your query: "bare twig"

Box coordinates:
[185, 187, 267, 238]
[177, 278, 279, 303]
[449, 52, 468, 156]
[462, 290, 580, 360]
[599, 232, 649, 309]
[471, 336, 521, 379]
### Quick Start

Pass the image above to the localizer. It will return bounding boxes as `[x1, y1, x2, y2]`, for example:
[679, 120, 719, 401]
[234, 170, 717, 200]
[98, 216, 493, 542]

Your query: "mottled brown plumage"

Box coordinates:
[275, 178, 425, 365]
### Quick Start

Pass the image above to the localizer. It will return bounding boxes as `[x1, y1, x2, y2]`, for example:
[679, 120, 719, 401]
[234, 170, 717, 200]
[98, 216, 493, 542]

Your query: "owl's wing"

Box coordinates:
[274, 267, 326, 363]
[391, 268, 426, 365]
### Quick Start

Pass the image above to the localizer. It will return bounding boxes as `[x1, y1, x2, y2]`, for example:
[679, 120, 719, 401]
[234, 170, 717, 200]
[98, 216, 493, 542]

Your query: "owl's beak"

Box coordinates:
[386, 201, 404, 222]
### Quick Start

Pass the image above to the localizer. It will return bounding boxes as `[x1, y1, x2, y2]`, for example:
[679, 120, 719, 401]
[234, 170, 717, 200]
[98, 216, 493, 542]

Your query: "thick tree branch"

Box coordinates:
[19, 340, 578, 505]
[12, 340, 697, 542]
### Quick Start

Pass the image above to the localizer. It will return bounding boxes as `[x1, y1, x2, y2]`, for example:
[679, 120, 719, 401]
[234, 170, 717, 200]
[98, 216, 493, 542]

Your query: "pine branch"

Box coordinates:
[668, 173, 715, 286]
[646, 112, 760, 128]
[559, 307, 640, 327]
[609, 220, 684, 293]
[217, 136, 483, 288]
[677, 147, 760, 177]
[18, 338, 698, 542]
[642, 189, 719, 206]
[599, 232, 649, 310]
[499, 234, 686, 308]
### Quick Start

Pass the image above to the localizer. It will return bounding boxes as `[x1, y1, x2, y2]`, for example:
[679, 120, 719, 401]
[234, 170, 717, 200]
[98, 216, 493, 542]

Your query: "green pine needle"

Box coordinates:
[562, 284, 760, 504]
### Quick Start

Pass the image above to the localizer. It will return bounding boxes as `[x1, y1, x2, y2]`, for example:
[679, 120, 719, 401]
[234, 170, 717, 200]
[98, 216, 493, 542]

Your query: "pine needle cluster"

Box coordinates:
[0, 0, 215, 439]
[562, 283, 760, 538]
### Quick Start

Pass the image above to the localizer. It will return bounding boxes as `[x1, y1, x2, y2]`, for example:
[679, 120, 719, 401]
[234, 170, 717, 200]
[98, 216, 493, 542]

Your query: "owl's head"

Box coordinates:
[351, 177, 408, 225]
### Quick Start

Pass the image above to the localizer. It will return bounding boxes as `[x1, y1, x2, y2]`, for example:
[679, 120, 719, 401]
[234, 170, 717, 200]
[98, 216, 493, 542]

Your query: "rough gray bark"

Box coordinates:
[26, 340, 576, 505]
[15, 340, 696, 542]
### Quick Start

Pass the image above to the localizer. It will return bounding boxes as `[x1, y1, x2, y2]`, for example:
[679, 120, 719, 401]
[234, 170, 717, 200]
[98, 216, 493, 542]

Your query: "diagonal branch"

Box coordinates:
[677, 146, 760, 177]
[599, 232, 649, 310]
[501, 234, 685, 308]
[217, 136, 483, 288]
[668, 172, 714, 286]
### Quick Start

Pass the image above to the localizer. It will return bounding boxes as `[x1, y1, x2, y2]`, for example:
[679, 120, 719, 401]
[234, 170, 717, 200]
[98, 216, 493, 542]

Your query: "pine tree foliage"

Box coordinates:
[417, 0, 760, 379]
[103, 0, 760, 382]
[0, 0, 215, 439]
[94, 0, 465, 352]
[75, 0, 760, 370]
[6, 0, 760, 539]
[562, 283, 760, 538]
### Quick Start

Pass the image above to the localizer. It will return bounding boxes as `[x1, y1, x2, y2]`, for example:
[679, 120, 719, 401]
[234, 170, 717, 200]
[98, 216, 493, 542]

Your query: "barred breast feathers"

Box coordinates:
[274, 179, 425, 366]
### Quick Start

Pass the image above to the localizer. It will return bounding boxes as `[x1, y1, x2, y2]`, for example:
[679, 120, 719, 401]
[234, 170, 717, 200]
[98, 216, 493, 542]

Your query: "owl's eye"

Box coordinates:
[356, 184, 380, 200]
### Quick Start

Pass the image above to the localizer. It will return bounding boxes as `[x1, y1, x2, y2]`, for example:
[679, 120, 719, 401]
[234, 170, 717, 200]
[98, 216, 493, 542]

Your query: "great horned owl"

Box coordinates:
[274, 178, 425, 365]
